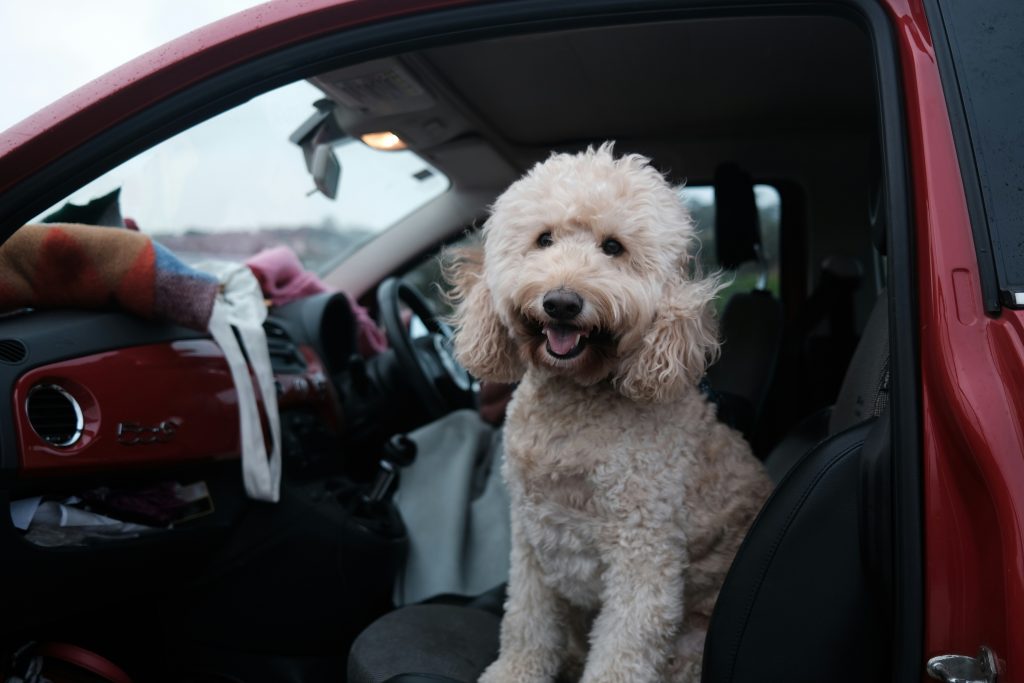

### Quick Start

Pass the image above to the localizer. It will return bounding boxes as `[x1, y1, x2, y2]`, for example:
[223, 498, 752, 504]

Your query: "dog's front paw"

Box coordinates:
[478, 656, 554, 683]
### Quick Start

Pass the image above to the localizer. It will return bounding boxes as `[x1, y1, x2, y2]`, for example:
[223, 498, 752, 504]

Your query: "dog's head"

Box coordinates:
[446, 143, 722, 403]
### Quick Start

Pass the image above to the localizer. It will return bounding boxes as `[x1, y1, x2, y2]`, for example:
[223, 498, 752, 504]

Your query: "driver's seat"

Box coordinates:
[347, 293, 894, 683]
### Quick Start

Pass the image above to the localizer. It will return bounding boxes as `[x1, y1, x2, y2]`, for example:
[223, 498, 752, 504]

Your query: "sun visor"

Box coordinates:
[311, 57, 471, 149]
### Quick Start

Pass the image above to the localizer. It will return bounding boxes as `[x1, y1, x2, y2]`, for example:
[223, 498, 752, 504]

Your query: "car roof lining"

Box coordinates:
[420, 16, 874, 149]
[312, 13, 875, 183]
[319, 12, 880, 302]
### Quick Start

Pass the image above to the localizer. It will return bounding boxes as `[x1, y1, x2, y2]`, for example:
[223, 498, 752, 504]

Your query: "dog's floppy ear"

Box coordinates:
[614, 271, 723, 403]
[443, 245, 525, 382]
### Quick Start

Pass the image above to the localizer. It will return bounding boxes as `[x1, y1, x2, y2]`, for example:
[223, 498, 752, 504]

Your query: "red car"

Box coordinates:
[0, 1, 1021, 682]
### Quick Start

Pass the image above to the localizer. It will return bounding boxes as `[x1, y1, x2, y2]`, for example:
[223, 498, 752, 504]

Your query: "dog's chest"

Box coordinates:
[519, 475, 608, 609]
[504, 401, 621, 606]
[503, 376, 691, 608]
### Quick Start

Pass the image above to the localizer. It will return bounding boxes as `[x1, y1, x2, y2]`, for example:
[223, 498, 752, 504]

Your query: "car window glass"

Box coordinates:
[934, 0, 1024, 303]
[403, 231, 480, 319]
[34, 80, 450, 273]
[682, 184, 781, 310]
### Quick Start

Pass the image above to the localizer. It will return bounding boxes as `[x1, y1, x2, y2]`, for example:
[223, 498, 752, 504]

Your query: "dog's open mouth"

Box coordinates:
[543, 324, 588, 360]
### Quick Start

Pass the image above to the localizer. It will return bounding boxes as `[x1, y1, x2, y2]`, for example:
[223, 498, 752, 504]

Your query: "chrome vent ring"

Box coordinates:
[26, 384, 84, 448]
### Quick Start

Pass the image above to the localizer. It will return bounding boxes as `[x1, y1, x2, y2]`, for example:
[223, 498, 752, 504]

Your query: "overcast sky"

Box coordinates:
[0, 1, 264, 132]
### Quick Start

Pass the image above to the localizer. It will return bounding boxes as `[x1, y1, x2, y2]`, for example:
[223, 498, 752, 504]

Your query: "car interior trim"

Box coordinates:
[0, 311, 206, 475]
[870, 1, 926, 680]
[13, 341, 244, 474]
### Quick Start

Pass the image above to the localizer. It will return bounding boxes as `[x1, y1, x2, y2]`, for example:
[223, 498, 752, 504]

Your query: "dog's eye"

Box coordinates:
[537, 232, 554, 248]
[601, 238, 625, 256]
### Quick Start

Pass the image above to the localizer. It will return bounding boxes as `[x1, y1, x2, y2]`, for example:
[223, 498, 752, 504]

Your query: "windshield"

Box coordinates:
[35, 80, 450, 272]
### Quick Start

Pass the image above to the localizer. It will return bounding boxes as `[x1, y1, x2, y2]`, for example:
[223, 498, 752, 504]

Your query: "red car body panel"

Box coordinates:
[1, 0, 1022, 677]
[0, 0, 474, 195]
[887, 0, 1024, 675]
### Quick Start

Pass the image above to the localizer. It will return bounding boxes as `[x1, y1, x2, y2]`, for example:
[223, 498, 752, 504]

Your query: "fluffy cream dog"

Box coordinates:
[447, 144, 772, 683]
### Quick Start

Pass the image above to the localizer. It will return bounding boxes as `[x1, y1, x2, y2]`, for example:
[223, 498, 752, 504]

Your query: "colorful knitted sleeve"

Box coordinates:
[0, 224, 219, 331]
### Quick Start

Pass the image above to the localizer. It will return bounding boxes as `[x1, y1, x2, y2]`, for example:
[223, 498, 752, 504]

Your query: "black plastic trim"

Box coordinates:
[270, 291, 359, 376]
[921, 0, 1001, 314]
[863, 2, 926, 680]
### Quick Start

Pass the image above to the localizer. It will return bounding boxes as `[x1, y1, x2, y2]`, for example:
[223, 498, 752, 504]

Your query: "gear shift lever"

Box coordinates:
[365, 434, 417, 503]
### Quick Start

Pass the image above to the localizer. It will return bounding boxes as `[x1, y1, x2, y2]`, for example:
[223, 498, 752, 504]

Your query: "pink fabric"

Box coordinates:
[247, 245, 330, 305]
[246, 246, 388, 357]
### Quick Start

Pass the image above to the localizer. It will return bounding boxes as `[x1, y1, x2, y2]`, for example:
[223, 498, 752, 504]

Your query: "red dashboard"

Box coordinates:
[13, 339, 338, 475]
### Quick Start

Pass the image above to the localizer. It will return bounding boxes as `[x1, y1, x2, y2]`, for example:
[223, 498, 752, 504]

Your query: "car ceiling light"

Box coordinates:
[360, 131, 407, 151]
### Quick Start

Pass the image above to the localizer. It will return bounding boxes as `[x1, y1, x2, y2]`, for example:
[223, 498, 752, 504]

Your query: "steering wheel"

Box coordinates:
[376, 277, 475, 419]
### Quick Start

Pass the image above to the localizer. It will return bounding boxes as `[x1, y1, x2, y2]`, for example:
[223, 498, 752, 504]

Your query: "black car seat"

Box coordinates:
[704, 163, 783, 440]
[701, 294, 892, 683]
[347, 289, 895, 683]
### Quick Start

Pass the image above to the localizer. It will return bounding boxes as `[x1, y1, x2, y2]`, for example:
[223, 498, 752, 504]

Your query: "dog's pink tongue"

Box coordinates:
[544, 327, 580, 355]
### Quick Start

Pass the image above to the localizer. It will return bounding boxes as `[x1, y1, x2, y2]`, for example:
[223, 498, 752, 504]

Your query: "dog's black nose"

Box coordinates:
[543, 289, 583, 320]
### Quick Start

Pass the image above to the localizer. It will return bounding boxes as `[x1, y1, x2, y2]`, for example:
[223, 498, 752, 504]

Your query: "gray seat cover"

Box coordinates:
[395, 409, 510, 605]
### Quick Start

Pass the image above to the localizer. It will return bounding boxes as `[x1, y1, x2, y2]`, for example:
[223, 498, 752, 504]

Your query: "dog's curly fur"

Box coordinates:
[447, 144, 772, 683]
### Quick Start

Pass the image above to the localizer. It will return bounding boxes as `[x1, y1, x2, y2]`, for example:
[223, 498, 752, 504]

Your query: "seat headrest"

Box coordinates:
[829, 293, 889, 434]
[714, 163, 762, 270]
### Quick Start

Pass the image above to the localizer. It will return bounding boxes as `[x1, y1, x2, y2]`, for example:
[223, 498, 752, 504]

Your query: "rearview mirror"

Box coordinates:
[291, 99, 348, 200]
[310, 144, 340, 200]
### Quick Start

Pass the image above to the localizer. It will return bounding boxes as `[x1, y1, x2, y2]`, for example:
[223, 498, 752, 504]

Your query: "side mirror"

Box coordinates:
[291, 99, 348, 200]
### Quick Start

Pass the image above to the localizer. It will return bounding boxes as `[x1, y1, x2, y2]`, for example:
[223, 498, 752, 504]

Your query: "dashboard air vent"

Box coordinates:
[264, 321, 307, 374]
[26, 384, 84, 447]
[0, 339, 27, 364]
